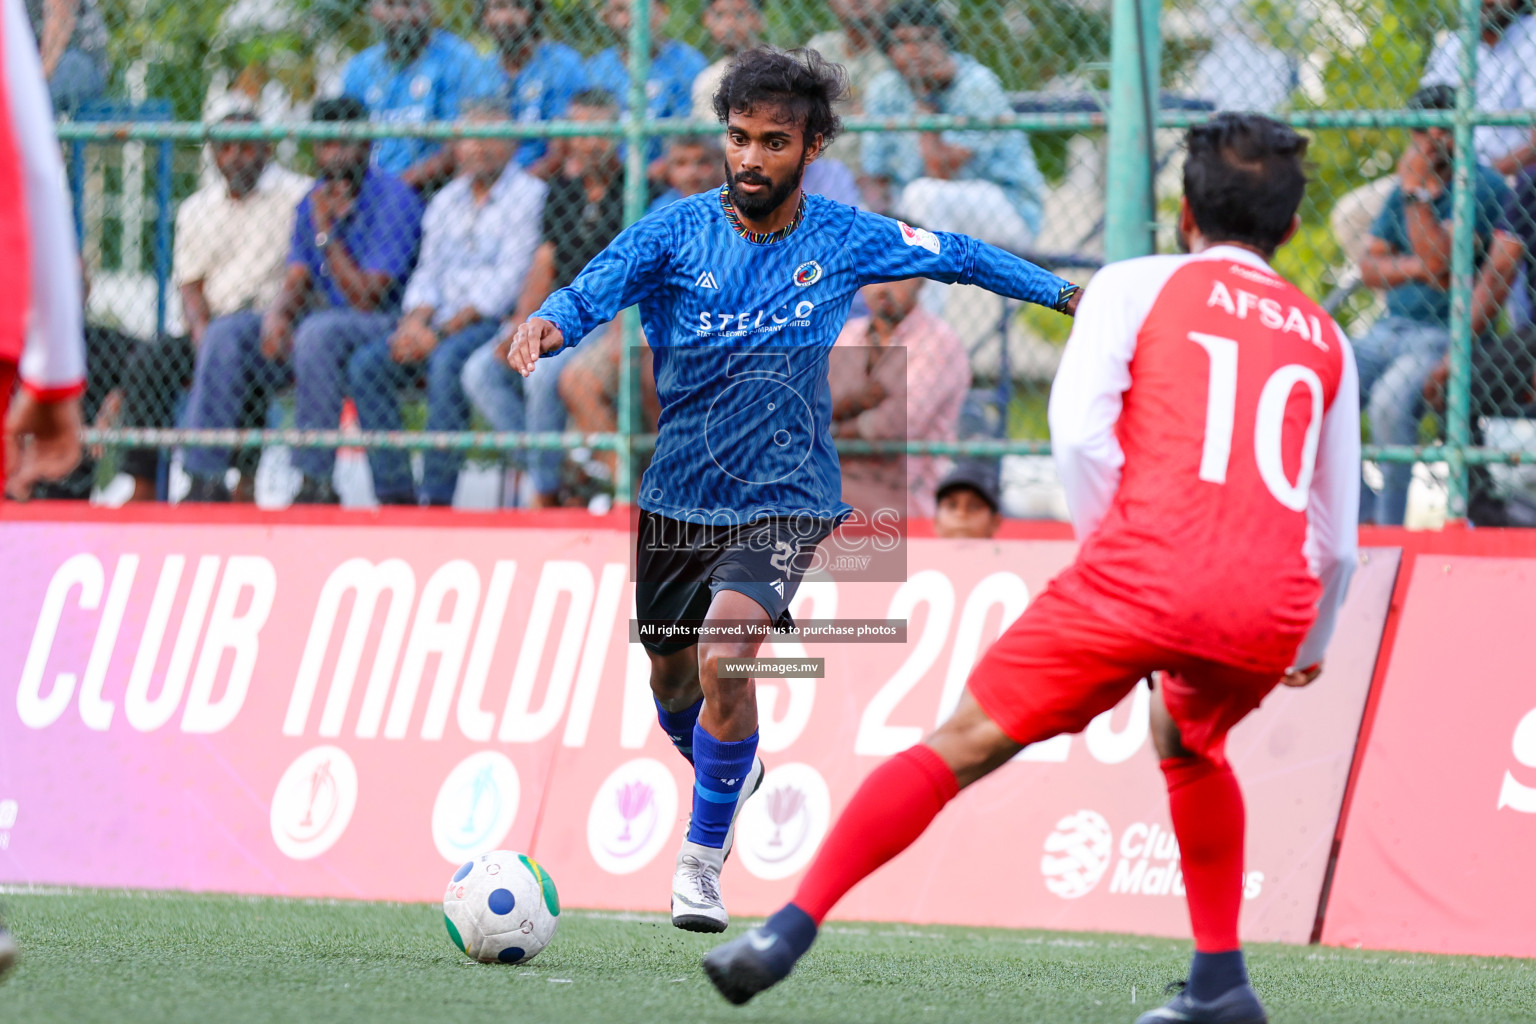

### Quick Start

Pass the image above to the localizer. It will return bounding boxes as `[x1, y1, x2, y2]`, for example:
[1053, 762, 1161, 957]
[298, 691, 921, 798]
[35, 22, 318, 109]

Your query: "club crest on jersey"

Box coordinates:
[696, 270, 720, 290]
[897, 221, 940, 255]
[793, 261, 823, 287]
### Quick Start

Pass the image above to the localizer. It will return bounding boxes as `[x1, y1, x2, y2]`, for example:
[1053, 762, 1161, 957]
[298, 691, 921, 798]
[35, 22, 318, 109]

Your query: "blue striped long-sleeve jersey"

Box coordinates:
[532, 188, 1074, 525]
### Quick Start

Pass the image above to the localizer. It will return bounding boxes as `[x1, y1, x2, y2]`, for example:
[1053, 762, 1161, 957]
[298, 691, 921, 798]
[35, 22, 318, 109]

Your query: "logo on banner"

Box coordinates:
[1498, 706, 1536, 813]
[432, 752, 521, 863]
[736, 763, 830, 880]
[270, 746, 358, 860]
[1042, 813, 1265, 901]
[587, 758, 678, 875]
[1040, 809, 1113, 899]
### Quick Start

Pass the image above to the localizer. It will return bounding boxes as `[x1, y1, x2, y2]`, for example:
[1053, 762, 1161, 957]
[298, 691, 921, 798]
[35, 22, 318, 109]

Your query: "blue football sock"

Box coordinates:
[655, 697, 702, 764]
[688, 725, 758, 848]
[1188, 949, 1249, 1001]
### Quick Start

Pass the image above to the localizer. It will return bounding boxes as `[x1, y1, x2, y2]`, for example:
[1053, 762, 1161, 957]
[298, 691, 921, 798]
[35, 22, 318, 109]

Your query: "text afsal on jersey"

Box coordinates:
[1205, 278, 1330, 353]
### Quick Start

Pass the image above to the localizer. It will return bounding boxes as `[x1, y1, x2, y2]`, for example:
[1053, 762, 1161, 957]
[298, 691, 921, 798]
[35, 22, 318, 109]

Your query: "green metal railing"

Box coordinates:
[73, 0, 1536, 519]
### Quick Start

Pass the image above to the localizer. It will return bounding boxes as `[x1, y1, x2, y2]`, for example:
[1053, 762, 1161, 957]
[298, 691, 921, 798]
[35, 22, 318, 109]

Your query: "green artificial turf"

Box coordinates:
[2, 889, 1533, 1024]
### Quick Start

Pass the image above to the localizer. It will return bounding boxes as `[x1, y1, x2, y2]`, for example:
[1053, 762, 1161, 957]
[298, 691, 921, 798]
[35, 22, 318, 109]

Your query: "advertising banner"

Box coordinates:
[0, 522, 1395, 943]
[1322, 555, 1536, 958]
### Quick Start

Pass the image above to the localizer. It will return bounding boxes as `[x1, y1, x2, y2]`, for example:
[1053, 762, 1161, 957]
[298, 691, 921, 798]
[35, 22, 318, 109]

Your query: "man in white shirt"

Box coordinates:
[347, 100, 546, 505]
[175, 97, 312, 501]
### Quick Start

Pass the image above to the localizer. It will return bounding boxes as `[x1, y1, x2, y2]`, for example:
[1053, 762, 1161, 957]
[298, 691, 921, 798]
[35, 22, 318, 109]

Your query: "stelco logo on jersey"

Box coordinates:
[695, 300, 817, 338]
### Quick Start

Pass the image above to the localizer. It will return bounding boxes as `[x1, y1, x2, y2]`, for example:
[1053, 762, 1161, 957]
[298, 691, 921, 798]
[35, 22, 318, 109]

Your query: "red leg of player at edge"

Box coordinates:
[792, 743, 959, 923]
[1161, 755, 1245, 952]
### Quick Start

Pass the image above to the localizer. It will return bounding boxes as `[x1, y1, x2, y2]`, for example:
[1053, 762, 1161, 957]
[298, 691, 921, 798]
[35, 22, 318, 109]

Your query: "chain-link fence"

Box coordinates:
[36, 0, 1536, 526]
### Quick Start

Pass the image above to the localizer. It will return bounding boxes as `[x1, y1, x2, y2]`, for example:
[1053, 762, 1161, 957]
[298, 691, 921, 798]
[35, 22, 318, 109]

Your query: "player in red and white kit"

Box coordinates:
[704, 114, 1359, 1024]
[1, 0, 85, 977]
[1, 0, 87, 502]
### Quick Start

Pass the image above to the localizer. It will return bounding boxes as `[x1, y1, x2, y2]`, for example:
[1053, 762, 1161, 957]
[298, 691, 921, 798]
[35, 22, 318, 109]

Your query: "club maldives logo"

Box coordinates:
[432, 752, 521, 863]
[1040, 809, 1113, 899]
[793, 261, 823, 287]
[736, 763, 830, 880]
[1041, 811, 1265, 902]
[587, 758, 679, 875]
[270, 746, 358, 860]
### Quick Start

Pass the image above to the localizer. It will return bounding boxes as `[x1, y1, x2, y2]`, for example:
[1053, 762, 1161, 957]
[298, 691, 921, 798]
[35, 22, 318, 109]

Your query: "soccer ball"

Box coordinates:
[442, 850, 560, 964]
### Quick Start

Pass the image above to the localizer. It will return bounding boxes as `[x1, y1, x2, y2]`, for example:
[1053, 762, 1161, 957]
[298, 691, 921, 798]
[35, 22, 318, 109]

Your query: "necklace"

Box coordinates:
[720, 185, 805, 244]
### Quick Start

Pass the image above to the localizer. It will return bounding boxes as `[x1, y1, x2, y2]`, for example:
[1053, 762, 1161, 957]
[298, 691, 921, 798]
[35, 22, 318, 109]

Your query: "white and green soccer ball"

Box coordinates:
[443, 850, 560, 964]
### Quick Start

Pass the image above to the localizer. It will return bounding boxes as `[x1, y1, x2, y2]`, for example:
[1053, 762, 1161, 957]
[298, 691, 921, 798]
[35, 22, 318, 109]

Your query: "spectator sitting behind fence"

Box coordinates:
[27, 0, 106, 116]
[476, 0, 587, 179]
[462, 88, 643, 507]
[338, 0, 479, 192]
[829, 277, 969, 519]
[1355, 84, 1524, 525]
[861, 0, 1045, 253]
[584, 0, 706, 173]
[246, 96, 423, 505]
[347, 101, 548, 506]
[1420, 0, 1536, 178]
[932, 461, 1001, 539]
[1332, 1, 1536, 273]
[806, 0, 893, 188]
[649, 133, 726, 212]
[132, 94, 313, 503]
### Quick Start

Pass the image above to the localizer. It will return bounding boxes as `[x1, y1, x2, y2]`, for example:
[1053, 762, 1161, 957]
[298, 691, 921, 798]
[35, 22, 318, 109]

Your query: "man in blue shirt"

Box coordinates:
[259, 97, 425, 504]
[1356, 84, 1525, 525]
[507, 48, 1079, 934]
[584, 0, 707, 169]
[862, 0, 1046, 252]
[475, 0, 587, 178]
[340, 0, 480, 190]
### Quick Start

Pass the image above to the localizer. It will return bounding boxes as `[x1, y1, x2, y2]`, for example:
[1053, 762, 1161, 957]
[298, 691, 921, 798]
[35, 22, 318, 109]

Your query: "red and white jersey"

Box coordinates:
[0, 0, 84, 396]
[1047, 245, 1360, 674]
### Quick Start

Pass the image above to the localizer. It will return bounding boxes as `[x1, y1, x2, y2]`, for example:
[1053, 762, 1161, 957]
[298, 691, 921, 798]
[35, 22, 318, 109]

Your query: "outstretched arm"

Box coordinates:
[852, 212, 1079, 314]
[529, 213, 674, 353]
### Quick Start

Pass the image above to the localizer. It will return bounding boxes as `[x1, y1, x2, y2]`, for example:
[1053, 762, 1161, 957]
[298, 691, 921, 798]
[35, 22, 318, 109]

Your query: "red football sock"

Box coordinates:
[792, 743, 960, 924]
[1162, 755, 1245, 952]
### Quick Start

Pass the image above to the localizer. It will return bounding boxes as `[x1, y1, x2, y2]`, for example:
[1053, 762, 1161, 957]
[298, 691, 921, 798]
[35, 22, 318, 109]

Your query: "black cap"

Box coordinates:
[935, 461, 1001, 514]
[1408, 84, 1455, 112]
[312, 96, 368, 123]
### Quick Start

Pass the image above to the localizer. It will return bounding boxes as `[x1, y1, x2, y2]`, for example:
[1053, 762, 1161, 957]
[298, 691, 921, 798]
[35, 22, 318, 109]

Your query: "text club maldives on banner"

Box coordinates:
[0, 522, 1395, 942]
[1323, 555, 1536, 958]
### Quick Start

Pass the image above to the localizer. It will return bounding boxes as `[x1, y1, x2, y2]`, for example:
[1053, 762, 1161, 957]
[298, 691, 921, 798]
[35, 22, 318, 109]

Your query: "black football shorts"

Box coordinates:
[634, 509, 834, 655]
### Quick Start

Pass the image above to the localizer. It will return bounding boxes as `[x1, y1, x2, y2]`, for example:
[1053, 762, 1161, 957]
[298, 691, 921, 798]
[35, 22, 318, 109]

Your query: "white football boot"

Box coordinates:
[671, 840, 730, 932]
[672, 756, 766, 932]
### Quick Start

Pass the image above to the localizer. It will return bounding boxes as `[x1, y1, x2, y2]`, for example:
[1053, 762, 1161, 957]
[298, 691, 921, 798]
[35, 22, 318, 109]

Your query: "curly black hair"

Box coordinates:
[1184, 113, 1309, 255]
[712, 47, 849, 147]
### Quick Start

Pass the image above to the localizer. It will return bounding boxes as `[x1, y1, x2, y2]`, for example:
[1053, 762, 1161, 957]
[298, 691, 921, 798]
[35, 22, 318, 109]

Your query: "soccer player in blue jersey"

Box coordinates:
[507, 47, 1080, 933]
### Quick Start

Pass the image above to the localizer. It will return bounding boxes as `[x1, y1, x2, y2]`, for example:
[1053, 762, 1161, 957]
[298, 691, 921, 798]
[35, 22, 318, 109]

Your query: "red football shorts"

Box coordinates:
[966, 585, 1281, 764]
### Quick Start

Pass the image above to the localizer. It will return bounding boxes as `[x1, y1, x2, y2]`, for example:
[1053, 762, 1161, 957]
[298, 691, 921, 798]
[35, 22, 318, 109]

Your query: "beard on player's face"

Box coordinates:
[728, 152, 805, 219]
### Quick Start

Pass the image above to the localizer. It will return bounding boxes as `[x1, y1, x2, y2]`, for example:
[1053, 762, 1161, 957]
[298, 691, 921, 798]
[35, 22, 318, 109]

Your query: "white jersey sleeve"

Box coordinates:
[1048, 255, 1183, 539]
[6, 0, 85, 397]
[1291, 324, 1362, 670]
